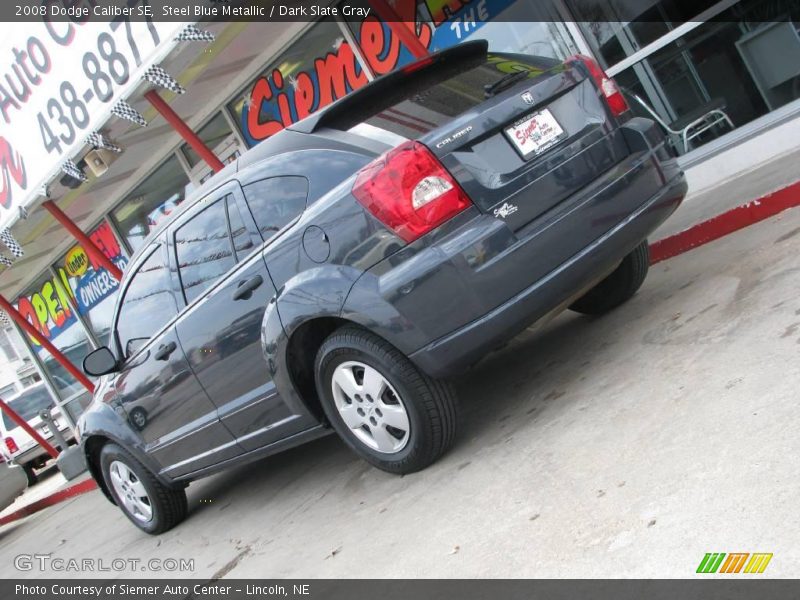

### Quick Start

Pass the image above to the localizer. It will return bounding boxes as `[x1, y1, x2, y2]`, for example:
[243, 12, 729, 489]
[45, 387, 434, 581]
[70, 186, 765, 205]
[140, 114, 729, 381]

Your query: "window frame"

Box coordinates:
[111, 239, 177, 362]
[168, 181, 260, 311]
[239, 175, 310, 245]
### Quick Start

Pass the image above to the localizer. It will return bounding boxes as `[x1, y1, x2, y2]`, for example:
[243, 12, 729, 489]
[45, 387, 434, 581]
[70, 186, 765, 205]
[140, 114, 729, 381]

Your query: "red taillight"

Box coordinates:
[352, 141, 472, 243]
[566, 54, 629, 117]
[4, 437, 18, 454]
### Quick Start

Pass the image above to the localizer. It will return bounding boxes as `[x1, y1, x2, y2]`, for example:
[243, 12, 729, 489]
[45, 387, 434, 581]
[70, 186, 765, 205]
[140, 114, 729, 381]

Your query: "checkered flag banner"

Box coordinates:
[144, 66, 185, 95]
[0, 255, 12, 267]
[174, 24, 215, 43]
[62, 159, 88, 182]
[85, 131, 122, 153]
[111, 99, 147, 127]
[0, 228, 23, 258]
[0, 311, 10, 326]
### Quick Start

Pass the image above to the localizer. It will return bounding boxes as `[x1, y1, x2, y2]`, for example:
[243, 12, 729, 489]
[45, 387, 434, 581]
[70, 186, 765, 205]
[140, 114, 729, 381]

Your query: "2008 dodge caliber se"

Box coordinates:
[80, 41, 687, 533]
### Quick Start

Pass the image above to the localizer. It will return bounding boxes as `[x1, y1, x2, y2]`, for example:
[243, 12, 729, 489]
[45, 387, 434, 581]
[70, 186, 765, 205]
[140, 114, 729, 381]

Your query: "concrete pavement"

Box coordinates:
[2, 206, 800, 578]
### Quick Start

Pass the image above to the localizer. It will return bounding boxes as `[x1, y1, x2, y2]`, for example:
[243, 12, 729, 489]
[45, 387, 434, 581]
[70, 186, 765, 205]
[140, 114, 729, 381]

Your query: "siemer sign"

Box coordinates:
[0, 2, 186, 230]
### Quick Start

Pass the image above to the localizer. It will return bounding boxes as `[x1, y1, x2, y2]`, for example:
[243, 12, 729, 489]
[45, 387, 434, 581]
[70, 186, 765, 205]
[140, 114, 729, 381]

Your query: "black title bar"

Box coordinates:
[2, 0, 799, 23]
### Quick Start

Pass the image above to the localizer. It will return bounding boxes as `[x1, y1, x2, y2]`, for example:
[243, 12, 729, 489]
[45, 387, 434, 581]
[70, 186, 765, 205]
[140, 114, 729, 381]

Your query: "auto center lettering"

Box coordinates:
[242, 0, 484, 144]
[16, 221, 127, 345]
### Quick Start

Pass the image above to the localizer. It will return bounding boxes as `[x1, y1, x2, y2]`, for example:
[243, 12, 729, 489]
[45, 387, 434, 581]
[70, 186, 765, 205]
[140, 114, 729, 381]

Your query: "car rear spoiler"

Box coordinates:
[288, 40, 490, 134]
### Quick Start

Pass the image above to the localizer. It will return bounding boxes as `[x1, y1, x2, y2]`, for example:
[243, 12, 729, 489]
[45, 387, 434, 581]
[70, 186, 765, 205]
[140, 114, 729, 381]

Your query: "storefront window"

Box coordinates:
[228, 18, 370, 148]
[343, 0, 573, 71]
[110, 155, 193, 252]
[423, 0, 575, 58]
[230, 1, 579, 148]
[14, 273, 94, 413]
[602, 1, 800, 154]
[181, 112, 235, 168]
[566, 0, 722, 68]
[53, 221, 129, 347]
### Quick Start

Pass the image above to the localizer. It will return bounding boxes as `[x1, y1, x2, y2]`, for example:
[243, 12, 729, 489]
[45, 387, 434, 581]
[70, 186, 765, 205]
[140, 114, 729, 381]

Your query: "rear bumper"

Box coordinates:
[342, 118, 687, 378]
[409, 172, 687, 377]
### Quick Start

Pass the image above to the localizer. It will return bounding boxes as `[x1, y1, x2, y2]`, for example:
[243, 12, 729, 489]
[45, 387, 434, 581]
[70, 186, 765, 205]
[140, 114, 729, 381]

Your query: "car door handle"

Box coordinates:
[154, 341, 177, 361]
[232, 275, 263, 301]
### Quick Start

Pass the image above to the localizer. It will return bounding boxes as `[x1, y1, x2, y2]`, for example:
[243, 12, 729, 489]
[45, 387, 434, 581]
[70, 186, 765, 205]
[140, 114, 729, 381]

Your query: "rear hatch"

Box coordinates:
[306, 41, 630, 232]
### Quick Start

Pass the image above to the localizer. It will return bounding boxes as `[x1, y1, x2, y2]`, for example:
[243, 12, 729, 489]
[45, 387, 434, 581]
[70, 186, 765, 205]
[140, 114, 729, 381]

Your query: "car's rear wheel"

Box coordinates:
[570, 240, 650, 315]
[99, 443, 187, 534]
[315, 326, 458, 474]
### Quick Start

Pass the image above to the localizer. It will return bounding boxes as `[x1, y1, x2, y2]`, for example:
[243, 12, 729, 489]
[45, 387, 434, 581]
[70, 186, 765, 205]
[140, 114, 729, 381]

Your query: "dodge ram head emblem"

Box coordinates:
[521, 91, 534, 105]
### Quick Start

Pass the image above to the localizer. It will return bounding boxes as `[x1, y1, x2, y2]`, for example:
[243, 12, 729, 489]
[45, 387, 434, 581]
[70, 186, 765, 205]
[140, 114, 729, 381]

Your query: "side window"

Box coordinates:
[241, 176, 308, 242]
[175, 198, 236, 304]
[117, 246, 177, 357]
[226, 195, 254, 259]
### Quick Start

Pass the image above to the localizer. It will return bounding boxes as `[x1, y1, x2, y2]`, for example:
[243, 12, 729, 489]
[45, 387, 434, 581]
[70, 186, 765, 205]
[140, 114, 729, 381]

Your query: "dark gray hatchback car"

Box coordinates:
[80, 41, 687, 533]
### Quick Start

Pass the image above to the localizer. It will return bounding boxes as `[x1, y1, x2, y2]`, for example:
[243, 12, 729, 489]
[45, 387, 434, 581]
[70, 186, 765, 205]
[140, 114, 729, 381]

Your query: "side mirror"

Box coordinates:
[83, 347, 119, 377]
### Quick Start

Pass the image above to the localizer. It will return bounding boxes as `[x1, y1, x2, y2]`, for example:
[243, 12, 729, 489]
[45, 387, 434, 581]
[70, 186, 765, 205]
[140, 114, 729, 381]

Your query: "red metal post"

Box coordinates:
[144, 89, 225, 173]
[368, 0, 429, 59]
[0, 397, 59, 459]
[42, 200, 123, 282]
[0, 295, 95, 394]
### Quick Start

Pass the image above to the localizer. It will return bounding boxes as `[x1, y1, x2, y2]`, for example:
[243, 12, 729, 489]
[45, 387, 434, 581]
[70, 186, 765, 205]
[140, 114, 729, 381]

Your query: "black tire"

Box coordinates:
[22, 464, 38, 486]
[99, 443, 187, 534]
[570, 240, 650, 315]
[315, 326, 458, 474]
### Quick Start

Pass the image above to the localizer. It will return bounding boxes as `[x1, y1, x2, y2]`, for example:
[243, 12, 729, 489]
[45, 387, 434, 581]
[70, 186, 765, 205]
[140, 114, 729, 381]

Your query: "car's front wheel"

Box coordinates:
[315, 326, 458, 474]
[99, 443, 187, 534]
[570, 240, 650, 315]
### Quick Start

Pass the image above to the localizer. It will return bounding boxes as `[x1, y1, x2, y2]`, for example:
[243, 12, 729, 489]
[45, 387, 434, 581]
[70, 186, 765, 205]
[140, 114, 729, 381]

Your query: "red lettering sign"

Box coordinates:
[243, 9, 433, 144]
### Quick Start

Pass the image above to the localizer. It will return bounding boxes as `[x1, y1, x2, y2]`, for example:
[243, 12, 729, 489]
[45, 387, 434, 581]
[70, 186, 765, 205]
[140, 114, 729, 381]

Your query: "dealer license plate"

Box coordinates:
[505, 109, 566, 158]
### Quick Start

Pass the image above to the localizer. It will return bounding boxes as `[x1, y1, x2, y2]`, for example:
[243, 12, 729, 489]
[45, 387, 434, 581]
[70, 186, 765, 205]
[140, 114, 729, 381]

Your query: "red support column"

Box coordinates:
[0, 397, 59, 459]
[0, 295, 95, 394]
[42, 200, 123, 282]
[144, 89, 225, 173]
[368, 0, 429, 59]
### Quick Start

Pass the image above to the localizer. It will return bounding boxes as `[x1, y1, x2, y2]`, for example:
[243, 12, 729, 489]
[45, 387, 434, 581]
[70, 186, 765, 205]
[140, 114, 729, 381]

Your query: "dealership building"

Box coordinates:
[0, 0, 798, 427]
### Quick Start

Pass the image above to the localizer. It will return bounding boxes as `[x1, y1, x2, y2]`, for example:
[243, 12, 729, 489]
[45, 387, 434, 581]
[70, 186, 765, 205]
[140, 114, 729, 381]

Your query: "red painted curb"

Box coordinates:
[650, 180, 800, 264]
[0, 478, 97, 527]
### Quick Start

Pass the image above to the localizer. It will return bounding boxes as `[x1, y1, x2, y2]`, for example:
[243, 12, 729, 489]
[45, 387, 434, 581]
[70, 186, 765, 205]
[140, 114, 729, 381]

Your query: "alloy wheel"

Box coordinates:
[331, 361, 411, 454]
[108, 460, 153, 523]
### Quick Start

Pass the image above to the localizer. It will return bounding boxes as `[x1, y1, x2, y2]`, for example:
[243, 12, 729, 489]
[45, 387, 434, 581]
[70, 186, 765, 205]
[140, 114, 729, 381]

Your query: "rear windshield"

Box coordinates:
[1, 387, 54, 431]
[337, 51, 560, 140]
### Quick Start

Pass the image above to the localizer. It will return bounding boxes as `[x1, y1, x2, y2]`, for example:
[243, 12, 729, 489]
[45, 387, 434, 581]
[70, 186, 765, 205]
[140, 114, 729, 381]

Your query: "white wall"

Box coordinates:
[0, 327, 40, 399]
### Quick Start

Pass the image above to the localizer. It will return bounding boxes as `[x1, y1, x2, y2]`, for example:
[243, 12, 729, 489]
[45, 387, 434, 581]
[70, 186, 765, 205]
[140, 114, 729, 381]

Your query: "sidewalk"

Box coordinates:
[0, 467, 95, 524]
[655, 120, 800, 240]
